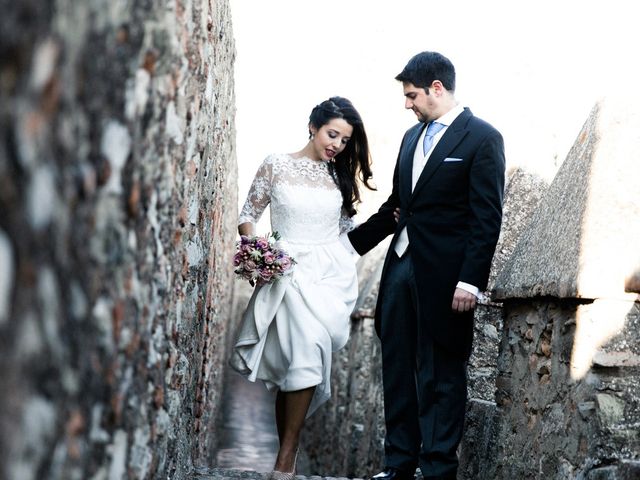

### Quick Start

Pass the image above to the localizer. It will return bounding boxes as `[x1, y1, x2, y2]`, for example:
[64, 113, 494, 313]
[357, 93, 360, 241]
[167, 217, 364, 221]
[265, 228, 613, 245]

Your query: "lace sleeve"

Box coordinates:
[339, 208, 355, 235]
[238, 156, 273, 225]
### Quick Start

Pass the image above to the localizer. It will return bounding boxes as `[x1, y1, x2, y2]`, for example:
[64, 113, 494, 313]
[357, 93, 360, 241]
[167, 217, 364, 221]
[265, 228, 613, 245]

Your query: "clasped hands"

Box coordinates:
[393, 207, 476, 313]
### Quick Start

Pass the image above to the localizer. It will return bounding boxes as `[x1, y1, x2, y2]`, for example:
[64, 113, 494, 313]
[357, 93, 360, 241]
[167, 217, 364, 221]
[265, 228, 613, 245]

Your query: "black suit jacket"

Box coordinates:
[348, 107, 505, 358]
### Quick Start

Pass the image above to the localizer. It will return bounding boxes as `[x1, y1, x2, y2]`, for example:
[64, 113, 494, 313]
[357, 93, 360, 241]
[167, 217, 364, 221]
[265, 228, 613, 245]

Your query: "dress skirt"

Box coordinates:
[229, 238, 358, 417]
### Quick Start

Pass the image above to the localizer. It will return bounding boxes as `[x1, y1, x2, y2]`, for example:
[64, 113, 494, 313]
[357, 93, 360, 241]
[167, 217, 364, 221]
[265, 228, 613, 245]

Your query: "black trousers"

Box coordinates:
[379, 251, 467, 479]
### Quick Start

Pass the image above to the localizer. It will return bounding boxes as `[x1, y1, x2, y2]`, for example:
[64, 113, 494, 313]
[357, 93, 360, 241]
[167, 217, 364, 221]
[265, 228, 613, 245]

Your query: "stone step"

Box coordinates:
[193, 467, 361, 480]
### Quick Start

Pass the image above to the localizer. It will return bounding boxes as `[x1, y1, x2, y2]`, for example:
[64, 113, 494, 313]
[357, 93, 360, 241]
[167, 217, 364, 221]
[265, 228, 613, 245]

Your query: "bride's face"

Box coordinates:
[309, 118, 353, 162]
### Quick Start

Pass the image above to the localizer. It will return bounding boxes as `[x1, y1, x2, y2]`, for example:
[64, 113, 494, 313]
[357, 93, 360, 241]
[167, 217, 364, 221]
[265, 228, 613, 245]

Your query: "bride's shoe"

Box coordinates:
[268, 449, 298, 480]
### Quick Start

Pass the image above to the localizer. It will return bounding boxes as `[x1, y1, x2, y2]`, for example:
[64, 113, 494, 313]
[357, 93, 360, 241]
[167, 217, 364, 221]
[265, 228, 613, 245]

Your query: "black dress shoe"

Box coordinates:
[370, 467, 415, 480]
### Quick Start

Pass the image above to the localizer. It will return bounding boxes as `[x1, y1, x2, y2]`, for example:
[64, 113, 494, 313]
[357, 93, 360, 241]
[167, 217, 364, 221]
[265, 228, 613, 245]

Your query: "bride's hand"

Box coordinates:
[238, 222, 255, 236]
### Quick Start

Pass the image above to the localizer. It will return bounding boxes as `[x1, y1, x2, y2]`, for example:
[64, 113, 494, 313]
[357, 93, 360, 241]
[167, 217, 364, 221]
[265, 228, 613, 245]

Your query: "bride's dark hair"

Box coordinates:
[308, 97, 376, 217]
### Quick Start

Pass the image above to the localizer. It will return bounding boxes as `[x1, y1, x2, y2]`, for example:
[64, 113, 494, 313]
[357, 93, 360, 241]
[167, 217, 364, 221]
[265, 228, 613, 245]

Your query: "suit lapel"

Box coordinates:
[399, 124, 424, 204]
[411, 108, 471, 200]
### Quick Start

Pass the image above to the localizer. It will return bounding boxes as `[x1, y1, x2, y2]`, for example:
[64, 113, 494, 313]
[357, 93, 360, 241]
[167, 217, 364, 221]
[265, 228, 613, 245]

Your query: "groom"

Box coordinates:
[344, 52, 505, 479]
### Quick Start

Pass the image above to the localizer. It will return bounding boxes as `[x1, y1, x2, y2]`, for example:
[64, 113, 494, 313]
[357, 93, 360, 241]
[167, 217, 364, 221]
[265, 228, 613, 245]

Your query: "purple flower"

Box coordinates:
[255, 237, 269, 251]
[279, 257, 291, 271]
[244, 259, 257, 271]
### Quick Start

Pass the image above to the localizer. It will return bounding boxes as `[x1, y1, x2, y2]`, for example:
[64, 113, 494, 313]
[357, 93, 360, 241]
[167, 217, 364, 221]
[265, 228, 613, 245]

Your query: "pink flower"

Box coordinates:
[263, 251, 275, 264]
[233, 252, 243, 266]
[244, 259, 257, 271]
[260, 269, 274, 282]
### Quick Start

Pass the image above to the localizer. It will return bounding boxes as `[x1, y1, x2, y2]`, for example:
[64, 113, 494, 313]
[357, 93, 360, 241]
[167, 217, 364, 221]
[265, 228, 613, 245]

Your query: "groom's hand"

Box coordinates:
[393, 208, 401, 223]
[452, 288, 476, 313]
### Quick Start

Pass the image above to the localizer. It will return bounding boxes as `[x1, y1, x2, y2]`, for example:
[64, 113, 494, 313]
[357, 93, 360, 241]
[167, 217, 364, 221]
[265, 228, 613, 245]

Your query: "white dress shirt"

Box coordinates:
[394, 104, 464, 256]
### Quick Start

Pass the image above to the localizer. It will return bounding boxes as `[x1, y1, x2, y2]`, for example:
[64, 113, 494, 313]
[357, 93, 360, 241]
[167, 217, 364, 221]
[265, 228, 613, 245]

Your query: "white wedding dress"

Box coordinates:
[230, 153, 358, 416]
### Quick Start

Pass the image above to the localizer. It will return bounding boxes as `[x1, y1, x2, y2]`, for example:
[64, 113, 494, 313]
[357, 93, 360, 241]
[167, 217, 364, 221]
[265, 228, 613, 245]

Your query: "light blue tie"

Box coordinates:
[422, 121, 445, 156]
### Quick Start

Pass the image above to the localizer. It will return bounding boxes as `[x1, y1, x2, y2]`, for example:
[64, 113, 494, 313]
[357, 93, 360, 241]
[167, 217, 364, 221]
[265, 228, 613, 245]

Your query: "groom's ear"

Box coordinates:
[430, 80, 446, 96]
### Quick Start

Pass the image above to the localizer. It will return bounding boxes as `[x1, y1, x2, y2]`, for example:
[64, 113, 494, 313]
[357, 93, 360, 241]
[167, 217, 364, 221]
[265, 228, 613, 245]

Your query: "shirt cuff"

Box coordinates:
[339, 232, 360, 257]
[456, 281, 480, 299]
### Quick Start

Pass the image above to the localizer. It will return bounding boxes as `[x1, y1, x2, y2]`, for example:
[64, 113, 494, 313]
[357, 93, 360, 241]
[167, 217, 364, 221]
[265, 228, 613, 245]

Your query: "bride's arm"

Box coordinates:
[238, 156, 274, 236]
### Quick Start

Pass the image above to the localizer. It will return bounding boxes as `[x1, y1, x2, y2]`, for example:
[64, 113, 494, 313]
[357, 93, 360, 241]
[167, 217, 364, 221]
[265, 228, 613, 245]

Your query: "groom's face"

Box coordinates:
[402, 82, 437, 123]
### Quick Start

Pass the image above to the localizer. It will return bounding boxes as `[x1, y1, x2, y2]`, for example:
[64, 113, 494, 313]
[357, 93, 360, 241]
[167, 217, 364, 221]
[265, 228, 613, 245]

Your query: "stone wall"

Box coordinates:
[487, 300, 640, 479]
[490, 97, 640, 478]
[0, 1, 236, 479]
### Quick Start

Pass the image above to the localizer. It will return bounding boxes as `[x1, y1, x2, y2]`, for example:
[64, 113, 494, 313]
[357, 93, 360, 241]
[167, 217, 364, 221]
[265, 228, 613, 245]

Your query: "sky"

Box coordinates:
[230, 0, 639, 221]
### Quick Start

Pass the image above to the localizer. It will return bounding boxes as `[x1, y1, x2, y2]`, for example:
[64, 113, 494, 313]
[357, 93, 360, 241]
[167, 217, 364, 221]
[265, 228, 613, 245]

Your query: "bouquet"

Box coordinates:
[233, 231, 296, 286]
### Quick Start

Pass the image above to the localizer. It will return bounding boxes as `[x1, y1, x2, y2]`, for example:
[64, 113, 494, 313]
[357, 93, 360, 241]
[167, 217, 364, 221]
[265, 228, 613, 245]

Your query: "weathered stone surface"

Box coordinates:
[192, 468, 366, 480]
[494, 97, 640, 300]
[467, 304, 503, 403]
[477, 98, 640, 478]
[457, 399, 500, 480]
[592, 350, 640, 368]
[489, 299, 640, 478]
[193, 468, 267, 479]
[486, 166, 549, 294]
[0, 1, 236, 478]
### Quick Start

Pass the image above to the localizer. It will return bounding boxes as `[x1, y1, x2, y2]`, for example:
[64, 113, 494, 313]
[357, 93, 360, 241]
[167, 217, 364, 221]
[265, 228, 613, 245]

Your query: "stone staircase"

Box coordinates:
[193, 468, 360, 480]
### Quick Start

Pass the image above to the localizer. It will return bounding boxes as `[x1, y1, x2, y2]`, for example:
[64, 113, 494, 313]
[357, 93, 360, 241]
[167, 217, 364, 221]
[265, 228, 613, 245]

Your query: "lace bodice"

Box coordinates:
[239, 153, 354, 244]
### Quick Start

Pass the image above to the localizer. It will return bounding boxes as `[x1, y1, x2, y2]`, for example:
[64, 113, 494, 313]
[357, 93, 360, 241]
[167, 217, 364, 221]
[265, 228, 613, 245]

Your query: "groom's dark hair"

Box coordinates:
[395, 51, 456, 93]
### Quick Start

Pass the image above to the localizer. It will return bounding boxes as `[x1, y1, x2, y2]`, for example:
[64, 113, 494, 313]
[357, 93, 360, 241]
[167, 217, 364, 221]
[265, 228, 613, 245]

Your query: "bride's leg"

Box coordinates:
[275, 390, 286, 444]
[273, 386, 315, 472]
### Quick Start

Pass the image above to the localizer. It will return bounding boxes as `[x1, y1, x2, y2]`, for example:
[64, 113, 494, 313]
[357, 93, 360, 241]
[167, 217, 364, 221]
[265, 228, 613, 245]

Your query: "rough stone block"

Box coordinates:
[494, 97, 640, 300]
[0, 1, 237, 478]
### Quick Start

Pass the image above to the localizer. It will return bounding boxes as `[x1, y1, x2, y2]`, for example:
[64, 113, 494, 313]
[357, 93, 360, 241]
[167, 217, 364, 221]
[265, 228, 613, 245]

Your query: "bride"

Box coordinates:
[230, 97, 375, 479]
